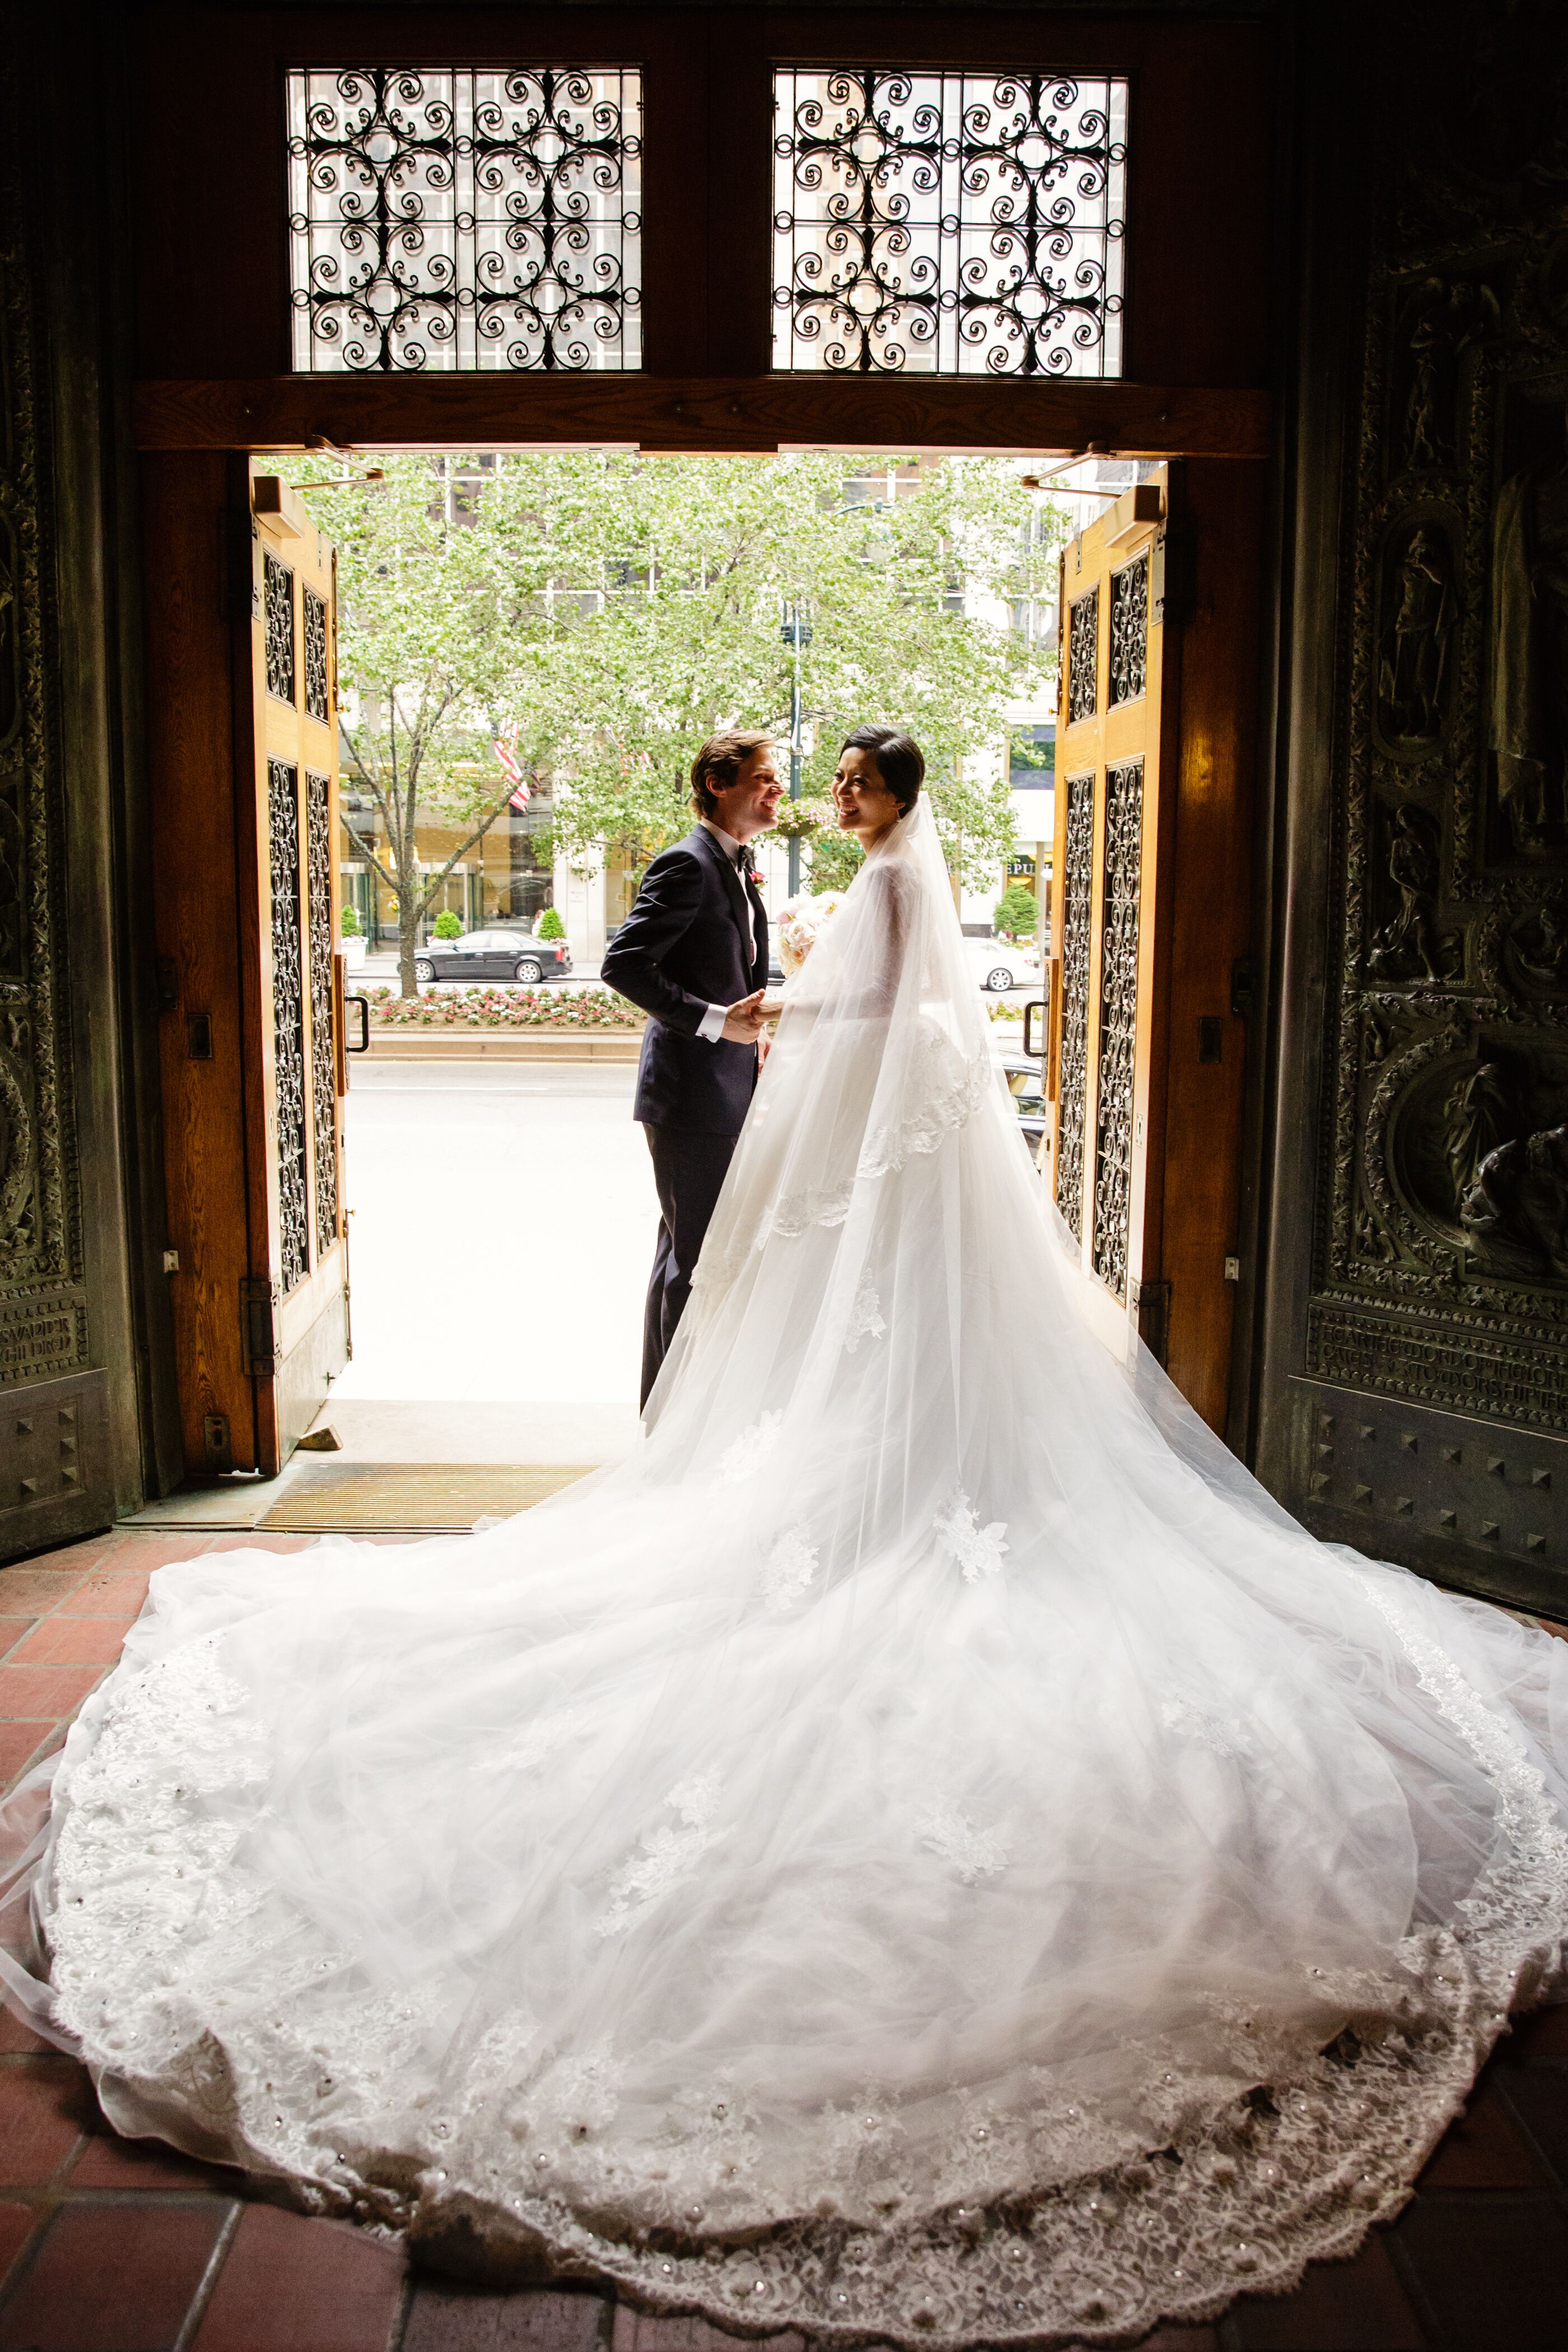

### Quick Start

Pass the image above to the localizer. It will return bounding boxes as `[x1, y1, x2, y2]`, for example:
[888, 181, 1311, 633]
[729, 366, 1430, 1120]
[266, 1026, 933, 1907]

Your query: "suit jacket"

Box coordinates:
[601, 825, 769, 1134]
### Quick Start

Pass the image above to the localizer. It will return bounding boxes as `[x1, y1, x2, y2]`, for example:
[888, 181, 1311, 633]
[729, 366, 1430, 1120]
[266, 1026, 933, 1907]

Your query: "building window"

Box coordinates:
[288, 67, 642, 372]
[772, 69, 1126, 376]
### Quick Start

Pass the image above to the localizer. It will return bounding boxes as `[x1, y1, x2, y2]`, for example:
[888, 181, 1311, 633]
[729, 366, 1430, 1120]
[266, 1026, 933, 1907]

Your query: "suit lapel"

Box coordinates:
[693, 825, 753, 960]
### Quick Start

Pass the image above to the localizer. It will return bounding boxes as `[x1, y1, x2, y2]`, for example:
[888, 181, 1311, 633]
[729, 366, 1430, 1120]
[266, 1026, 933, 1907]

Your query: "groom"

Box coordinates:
[602, 731, 782, 1405]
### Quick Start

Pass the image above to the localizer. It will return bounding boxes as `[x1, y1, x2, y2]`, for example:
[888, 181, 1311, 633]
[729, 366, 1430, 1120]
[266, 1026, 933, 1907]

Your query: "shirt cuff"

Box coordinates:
[697, 1002, 727, 1044]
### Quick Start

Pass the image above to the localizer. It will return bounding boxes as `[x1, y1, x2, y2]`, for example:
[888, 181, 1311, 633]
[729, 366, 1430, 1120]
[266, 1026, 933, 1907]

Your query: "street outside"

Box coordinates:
[316, 996, 1038, 1464]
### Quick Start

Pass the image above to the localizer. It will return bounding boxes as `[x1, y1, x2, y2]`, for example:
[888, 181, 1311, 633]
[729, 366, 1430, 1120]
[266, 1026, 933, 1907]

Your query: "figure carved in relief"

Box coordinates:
[1514, 894, 1568, 983]
[1490, 405, 1568, 852]
[1443, 1059, 1514, 1211]
[1378, 528, 1454, 741]
[1462, 1122, 1568, 1280]
[1397, 276, 1497, 473]
[1369, 804, 1448, 981]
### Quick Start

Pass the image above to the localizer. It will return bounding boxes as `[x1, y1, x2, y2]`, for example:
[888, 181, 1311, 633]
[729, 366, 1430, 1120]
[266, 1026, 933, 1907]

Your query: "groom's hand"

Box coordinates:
[720, 990, 768, 1044]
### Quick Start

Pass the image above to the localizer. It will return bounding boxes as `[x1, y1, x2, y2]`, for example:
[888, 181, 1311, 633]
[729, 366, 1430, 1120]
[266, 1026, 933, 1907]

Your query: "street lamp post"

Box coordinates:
[782, 601, 810, 895]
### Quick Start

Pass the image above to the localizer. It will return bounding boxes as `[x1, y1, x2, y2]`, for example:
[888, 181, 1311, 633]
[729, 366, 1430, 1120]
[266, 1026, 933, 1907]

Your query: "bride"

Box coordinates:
[3, 727, 1567, 2348]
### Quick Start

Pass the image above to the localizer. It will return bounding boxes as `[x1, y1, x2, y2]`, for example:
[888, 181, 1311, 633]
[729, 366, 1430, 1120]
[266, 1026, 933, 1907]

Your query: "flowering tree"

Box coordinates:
[288, 451, 1062, 993]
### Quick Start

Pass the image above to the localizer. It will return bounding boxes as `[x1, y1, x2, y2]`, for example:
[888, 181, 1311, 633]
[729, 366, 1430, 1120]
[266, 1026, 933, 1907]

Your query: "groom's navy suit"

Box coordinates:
[601, 824, 769, 1405]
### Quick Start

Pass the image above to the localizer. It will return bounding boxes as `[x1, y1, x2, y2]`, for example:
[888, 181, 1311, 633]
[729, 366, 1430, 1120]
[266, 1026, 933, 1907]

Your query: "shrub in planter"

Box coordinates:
[433, 911, 463, 940]
[366, 985, 643, 1031]
[339, 905, 362, 937]
[537, 905, 566, 940]
[993, 883, 1039, 941]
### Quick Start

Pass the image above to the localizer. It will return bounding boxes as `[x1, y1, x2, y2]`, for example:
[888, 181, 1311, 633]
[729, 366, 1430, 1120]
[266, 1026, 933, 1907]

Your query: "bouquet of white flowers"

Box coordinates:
[775, 891, 844, 978]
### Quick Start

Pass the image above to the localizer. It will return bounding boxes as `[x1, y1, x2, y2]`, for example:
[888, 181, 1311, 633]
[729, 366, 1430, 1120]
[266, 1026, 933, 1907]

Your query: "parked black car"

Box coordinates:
[413, 924, 573, 986]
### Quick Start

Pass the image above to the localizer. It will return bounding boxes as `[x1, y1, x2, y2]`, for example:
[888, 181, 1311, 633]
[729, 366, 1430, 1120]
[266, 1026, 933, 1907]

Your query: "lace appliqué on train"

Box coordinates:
[1162, 1696, 1250, 1761]
[762, 1527, 818, 1613]
[845, 1272, 886, 1354]
[595, 1775, 724, 1939]
[717, 1412, 782, 1487]
[914, 1795, 1011, 1883]
[860, 1032, 992, 1183]
[497, 1706, 595, 1773]
[934, 1493, 1009, 1584]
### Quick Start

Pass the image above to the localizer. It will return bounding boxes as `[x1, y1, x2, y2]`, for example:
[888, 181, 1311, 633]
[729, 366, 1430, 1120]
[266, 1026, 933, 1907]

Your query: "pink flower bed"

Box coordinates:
[367, 986, 644, 1031]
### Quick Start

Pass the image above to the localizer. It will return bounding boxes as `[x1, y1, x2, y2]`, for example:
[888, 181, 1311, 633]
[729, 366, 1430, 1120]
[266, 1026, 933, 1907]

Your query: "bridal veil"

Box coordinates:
[2, 800, 1566, 2345]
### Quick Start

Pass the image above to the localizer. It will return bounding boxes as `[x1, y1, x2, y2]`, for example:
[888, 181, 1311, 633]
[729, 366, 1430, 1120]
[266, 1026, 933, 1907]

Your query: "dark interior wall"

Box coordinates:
[0, 2, 182, 1557]
[125, 4, 1276, 391]
[1254, 0, 1568, 1617]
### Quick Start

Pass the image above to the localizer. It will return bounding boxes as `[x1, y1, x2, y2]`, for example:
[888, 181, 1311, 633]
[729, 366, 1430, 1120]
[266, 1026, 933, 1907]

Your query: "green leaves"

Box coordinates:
[286, 449, 1062, 897]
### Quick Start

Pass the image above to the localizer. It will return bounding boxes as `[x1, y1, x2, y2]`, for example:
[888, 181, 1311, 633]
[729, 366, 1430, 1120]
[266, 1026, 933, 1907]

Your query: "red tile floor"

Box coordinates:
[1, 1528, 1566, 2352]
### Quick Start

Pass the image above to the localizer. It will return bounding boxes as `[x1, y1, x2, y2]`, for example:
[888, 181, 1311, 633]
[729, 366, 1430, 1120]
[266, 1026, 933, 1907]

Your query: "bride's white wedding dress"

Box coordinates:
[3, 801, 1567, 2345]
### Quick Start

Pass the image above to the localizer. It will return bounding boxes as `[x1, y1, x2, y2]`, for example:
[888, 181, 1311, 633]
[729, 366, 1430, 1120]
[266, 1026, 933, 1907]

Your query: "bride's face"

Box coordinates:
[833, 748, 902, 843]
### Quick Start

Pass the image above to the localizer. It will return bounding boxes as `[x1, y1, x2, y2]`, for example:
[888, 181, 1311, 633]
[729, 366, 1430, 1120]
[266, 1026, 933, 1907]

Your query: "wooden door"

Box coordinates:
[1044, 473, 1174, 1363]
[1040, 460, 1259, 1430]
[245, 470, 350, 1471]
[146, 456, 349, 1482]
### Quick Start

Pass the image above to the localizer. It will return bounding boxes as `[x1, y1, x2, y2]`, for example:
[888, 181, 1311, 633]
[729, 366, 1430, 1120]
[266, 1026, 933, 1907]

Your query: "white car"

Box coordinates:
[966, 937, 1040, 992]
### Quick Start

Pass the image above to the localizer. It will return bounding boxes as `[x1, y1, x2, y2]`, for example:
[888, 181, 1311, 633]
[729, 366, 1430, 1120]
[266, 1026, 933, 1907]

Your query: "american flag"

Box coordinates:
[495, 736, 530, 812]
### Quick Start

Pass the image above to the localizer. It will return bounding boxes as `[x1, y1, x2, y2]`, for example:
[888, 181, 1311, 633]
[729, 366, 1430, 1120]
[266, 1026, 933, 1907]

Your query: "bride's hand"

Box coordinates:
[758, 994, 785, 1020]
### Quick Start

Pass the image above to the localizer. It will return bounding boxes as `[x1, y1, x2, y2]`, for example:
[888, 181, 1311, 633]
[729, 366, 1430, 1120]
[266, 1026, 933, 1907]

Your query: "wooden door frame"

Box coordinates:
[142, 422, 1261, 1454]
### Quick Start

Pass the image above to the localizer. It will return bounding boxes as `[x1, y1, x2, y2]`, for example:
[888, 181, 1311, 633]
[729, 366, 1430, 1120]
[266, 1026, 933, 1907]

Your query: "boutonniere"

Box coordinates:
[747, 869, 765, 890]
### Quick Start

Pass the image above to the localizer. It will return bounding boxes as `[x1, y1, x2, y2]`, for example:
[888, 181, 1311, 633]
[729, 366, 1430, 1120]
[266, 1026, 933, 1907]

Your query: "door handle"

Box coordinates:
[1022, 998, 1047, 1061]
[343, 993, 371, 1054]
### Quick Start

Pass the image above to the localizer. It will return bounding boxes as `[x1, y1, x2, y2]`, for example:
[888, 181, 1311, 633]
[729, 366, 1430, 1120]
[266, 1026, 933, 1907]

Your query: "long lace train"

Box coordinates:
[2, 802, 1566, 2345]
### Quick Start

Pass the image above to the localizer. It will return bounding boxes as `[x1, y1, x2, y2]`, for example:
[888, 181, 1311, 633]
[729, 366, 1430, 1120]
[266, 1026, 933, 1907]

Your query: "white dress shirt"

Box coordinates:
[696, 819, 755, 1044]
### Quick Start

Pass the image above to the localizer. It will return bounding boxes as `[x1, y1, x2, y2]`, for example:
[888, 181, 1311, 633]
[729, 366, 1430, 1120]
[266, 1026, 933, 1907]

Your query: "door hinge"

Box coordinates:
[240, 1276, 281, 1375]
[1130, 1277, 1171, 1368]
[1150, 519, 1196, 629]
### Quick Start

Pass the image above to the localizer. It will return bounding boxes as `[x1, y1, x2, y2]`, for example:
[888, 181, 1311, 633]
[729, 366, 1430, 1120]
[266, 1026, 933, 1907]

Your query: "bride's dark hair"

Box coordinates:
[842, 726, 924, 814]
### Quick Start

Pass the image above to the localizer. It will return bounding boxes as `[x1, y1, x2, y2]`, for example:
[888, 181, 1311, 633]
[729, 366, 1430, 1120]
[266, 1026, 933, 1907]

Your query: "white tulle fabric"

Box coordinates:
[4, 801, 1568, 2346]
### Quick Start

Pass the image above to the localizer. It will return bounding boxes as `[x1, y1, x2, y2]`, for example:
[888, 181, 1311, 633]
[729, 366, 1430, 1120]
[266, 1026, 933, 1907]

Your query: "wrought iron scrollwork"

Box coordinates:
[288, 66, 643, 372]
[268, 760, 309, 1294]
[1056, 770, 1095, 1239]
[264, 555, 296, 705]
[1108, 552, 1148, 708]
[305, 771, 338, 1261]
[1093, 758, 1144, 1301]
[1067, 587, 1099, 726]
[772, 69, 1126, 375]
[302, 587, 330, 725]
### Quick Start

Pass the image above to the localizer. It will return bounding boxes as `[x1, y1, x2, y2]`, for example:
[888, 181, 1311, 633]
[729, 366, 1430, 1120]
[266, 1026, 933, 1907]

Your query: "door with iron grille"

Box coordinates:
[1043, 471, 1174, 1365]
[1038, 456, 1259, 1432]
[245, 471, 350, 1471]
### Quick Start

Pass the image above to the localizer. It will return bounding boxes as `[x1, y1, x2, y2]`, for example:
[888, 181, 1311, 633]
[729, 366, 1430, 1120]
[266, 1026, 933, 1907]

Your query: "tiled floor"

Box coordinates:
[2, 1529, 1567, 2351]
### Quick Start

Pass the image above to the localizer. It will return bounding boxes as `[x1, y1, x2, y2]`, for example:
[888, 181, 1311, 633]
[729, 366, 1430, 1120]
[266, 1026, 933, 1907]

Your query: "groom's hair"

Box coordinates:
[690, 730, 776, 818]
[842, 726, 925, 814]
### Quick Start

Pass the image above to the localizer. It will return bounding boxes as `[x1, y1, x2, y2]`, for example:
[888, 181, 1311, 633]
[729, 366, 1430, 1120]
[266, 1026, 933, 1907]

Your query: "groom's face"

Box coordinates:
[711, 746, 784, 843]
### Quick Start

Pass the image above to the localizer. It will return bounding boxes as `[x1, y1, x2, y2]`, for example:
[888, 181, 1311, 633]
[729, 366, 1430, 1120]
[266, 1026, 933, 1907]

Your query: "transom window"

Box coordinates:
[772, 69, 1127, 376]
[287, 67, 642, 372]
